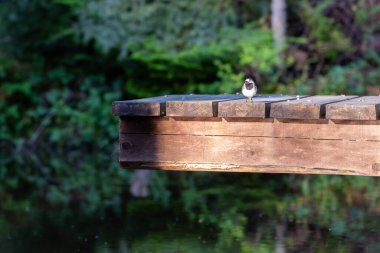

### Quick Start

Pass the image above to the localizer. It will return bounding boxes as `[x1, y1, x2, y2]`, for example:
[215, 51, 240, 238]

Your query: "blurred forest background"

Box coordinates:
[2, 0, 380, 252]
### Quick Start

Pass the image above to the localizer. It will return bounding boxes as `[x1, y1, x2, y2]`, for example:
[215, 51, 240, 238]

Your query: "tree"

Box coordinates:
[271, 0, 287, 63]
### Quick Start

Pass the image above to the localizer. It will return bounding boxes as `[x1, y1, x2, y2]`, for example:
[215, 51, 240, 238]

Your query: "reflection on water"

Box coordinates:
[1, 211, 380, 253]
[2, 149, 380, 253]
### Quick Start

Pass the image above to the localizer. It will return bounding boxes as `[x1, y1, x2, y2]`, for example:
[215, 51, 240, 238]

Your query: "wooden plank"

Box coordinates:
[112, 95, 181, 116]
[112, 95, 236, 116]
[120, 117, 380, 141]
[270, 95, 357, 119]
[218, 94, 308, 118]
[326, 96, 380, 120]
[119, 133, 380, 176]
[166, 94, 242, 117]
[120, 163, 373, 176]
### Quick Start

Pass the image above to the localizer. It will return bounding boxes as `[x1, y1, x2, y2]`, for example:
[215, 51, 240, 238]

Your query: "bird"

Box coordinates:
[242, 77, 257, 102]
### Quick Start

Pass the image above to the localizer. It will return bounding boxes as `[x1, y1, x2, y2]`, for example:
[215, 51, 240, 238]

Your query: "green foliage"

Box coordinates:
[214, 26, 281, 93]
[77, 0, 271, 55]
[216, 211, 251, 253]
[149, 171, 171, 208]
[300, 1, 352, 60]
[353, 1, 380, 42]
[238, 28, 281, 73]
[1, 0, 380, 247]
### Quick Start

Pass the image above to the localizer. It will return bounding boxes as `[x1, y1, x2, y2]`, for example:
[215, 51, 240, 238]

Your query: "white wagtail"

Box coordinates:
[242, 77, 257, 102]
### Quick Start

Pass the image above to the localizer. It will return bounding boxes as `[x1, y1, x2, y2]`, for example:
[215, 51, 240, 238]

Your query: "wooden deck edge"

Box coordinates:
[113, 95, 380, 119]
[119, 117, 380, 141]
[119, 162, 376, 176]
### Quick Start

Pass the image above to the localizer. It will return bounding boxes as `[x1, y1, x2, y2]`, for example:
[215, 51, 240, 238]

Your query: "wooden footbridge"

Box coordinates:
[112, 94, 380, 176]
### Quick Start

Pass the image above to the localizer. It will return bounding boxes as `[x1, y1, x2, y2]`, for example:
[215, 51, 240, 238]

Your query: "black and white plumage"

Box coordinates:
[242, 78, 257, 102]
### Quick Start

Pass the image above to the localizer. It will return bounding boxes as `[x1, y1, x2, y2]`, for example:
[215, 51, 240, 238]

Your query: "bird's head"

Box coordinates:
[244, 78, 255, 89]
[245, 78, 255, 84]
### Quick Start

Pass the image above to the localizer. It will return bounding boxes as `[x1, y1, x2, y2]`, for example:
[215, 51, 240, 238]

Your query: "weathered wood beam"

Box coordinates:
[326, 96, 380, 120]
[113, 95, 380, 120]
[118, 117, 380, 176]
[218, 94, 307, 118]
[120, 117, 380, 141]
[119, 162, 369, 176]
[112, 94, 243, 117]
[270, 95, 357, 119]
[165, 94, 242, 117]
[114, 94, 380, 176]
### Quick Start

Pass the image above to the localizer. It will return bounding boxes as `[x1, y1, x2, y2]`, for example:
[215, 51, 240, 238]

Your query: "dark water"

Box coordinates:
[2, 149, 380, 253]
[1, 210, 380, 253]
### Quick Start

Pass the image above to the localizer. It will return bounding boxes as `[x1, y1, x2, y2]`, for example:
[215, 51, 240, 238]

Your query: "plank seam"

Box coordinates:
[119, 132, 380, 142]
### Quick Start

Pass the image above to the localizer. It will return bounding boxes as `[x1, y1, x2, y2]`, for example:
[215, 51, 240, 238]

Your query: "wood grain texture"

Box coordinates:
[166, 94, 242, 117]
[120, 117, 380, 141]
[112, 95, 182, 116]
[218, 94, 307, 118]
[113, 94, 380, 119]
[112, 95, 238, 116]
[326, 96, 380, 120]
[119, 133, 380, 176]
[270, 95, 357, 119]
[114, 95, 380, 175]
[120, 162, 369, 176]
